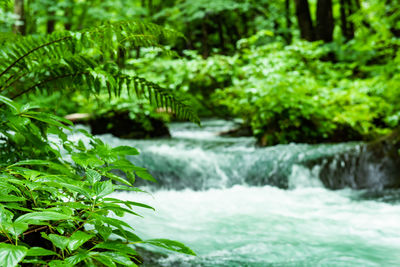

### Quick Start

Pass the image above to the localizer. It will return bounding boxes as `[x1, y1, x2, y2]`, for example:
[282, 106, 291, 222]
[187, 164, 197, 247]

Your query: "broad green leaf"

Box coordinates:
[59, 183, 92, 199]
[90, 253, 117, 267]
[0, 206, 13, 224]
[22, 258, 47, 265]
[46, 234, 69, 250]
[27, 247, 58, 256]
[112, 146, 139, 156]
[11, 159, 53, 166]
[68, 231, 94, 251]
[6, 222, 28, 237]
[0, 95, 18, 111]
[135, 170, 156, 182]
[72, 153, 105, 168]
[101, 203, 142, 217]
[48, 260, 71, 267]
[93, 241, 137, 256]
[103, 198, 154, 210]
[22, 111, 72, 130]
[93, 180, 114, 198]
[95, 223, 112, 241]
[0, 195, 26, 202]
[112, 229, 142, 242]
[146, 239, 196, 255]
[0, 244, 28, 267]
[65, 250, 90, 265]
[16, 211, 70, 223]
[91, 213, 133, 231]
[0, 181, 21, 194]
[101, 251, 137, 267]
[103, 172, 132, 186]
[86, 169, 101, 185]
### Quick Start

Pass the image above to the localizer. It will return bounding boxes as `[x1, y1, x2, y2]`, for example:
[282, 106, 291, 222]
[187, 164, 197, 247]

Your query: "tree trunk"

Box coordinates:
[64, 0, 73, 31]
[201, 19, 209, 58]
[285, 0, 292, 43]
[216, 16, 225, 52]
[13, 0, 26, 35]
[47, 10, 55, 34]
[316, 0, 334, 42]
[340, 0, 355, 41]
[185, 23, 194, 50]
[240, 12, 248, 37]
[135, 47, 141, 59]
[148, 0, 153, 15]
[294, 0, 315, 41]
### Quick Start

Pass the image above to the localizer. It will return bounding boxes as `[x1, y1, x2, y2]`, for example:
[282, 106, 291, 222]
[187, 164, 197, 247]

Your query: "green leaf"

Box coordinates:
[86, 169, 101, 185]
[101, 251, 137, 267]
[6, 222, 28, 237]
[65, 250, 90, 265]
[0, 244, 28, 267]
[112, 229, 142, 242]
[15, 211, 71, 224]
[27, 247, 58, 256]
[22, 258, 47, 265]
[68, 231, 94, 251]
[93, 241, 138, 256]
[11, 159, 53, 166]
[22, 111, 72, 130]
[112, 146, 139, 156]
[91, 213, 133, 231]
[48, 260, 71, 267]
[0, 95, 18, 112]
[90, 253, 117, 267]
[135, 170, 156, 182]
[103, 198, 154, 210]
[93, 180, 114, 199]
[0, 195, 26, 202]
[72, 153, 105, 168]
[146, 239, 196, 255]
[95, 223, 112, 241]
[59, 182, 92, 199]
[103, 172, 132, 186]
[46, 234, 69, 250]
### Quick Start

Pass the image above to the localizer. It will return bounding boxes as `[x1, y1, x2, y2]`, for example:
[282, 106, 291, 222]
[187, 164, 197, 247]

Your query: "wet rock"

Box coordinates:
[303, 129, 400, 190]
[219, 124, 253, 137]
[66, 111, 170, 139]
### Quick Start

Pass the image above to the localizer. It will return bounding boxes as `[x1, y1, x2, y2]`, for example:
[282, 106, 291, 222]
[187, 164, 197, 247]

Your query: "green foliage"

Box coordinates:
[129, 49, 234, 117]
[213, 37, 400, 145]
[0, 20, 198, 123]
[128, 31, 400, 145]
[0, 98, 195, 266]
[0, 20, 197, 265]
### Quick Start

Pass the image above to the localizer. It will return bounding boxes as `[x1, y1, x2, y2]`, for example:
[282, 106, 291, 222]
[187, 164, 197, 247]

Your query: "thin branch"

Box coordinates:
[23, 225, 48, 236]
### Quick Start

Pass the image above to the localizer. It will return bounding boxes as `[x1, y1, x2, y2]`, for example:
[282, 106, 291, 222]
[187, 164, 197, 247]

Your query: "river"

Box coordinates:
[95, 120, 400, 266]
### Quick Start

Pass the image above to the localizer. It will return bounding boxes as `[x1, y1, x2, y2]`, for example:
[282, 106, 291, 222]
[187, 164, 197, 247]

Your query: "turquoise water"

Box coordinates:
[94, 120, 400, 266]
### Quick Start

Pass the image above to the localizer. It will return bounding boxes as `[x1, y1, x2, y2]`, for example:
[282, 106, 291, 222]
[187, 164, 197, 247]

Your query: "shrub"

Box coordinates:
[0, 21, 197, 266]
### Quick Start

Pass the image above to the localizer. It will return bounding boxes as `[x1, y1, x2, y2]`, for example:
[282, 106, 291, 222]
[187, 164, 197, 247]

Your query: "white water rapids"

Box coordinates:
[89, 120, 400, 266]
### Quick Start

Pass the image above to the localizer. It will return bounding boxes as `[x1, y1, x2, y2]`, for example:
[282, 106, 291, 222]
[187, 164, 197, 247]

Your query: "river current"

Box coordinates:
[92, 120, 400, 266]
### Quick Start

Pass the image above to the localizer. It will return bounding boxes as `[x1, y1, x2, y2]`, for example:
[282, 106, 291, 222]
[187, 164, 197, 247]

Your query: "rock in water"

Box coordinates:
[304, 129, 400, 190]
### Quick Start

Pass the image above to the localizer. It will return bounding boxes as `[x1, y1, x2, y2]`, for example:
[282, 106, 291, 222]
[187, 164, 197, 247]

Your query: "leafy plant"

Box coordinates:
[0, 20, 197, 266]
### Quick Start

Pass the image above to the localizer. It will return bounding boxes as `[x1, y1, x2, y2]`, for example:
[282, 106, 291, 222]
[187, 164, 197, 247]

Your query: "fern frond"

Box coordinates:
[3, 55, 198, 123]
[0, 21, 197, 123]
[0, 21, 183, 84]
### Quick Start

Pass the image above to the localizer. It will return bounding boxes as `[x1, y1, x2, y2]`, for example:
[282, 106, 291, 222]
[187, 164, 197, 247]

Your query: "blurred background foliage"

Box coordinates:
[2, 0, 399, 145]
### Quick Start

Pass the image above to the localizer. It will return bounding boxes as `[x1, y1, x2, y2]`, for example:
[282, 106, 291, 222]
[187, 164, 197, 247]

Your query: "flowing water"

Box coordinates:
[93, 120, 400, 266]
